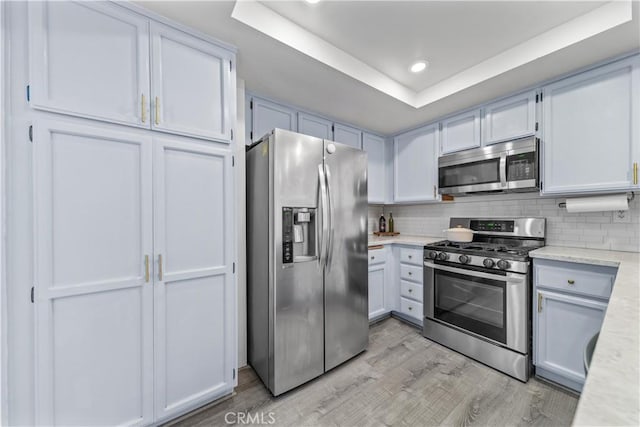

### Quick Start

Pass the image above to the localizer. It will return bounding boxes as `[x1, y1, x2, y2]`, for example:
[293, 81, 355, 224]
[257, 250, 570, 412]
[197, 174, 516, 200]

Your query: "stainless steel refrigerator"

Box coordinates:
[247, 128, 369, 396]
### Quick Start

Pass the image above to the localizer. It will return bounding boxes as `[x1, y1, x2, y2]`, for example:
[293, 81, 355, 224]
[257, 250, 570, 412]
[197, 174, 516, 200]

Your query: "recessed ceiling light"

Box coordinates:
[305, 0, 321, 4]
[410, 60, 429, 73]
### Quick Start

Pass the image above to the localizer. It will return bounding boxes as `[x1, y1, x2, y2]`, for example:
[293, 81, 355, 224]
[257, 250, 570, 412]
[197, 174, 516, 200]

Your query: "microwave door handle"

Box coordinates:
[500, 154, 507, 188]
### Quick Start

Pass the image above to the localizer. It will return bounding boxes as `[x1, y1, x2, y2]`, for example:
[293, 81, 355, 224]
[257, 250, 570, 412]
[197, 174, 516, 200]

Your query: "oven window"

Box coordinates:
[439, 158, 500, 188]
[434, 270, 507, 344]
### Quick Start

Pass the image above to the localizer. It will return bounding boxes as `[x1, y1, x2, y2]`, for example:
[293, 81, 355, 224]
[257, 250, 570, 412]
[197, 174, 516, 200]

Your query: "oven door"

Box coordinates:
[424, 261, 528, 354]
[438, 152, 507, 194]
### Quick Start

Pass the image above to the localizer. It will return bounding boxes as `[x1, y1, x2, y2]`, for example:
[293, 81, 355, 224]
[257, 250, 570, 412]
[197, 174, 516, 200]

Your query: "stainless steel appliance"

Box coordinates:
[438, 137, 539, 195]
[246, 129, 369, 396]
[423, 217, 546, 381]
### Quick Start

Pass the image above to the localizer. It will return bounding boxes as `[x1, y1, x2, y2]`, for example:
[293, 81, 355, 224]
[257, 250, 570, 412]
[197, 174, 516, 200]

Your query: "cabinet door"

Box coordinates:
[542, 56, 639, 194]
[440, 109, 481, 154]
[153, 135, 235, 421]
[251, 97, 296, 142]
[368, 263, 386, 320]
[482, 91, 536, 145]
[333, 123, 362, 149]
[28, 1, 150, 127]
[363, 133, 386, 203]
[394, 125, 438, 202]
[298, 112, 333, 139]
[535, 289, 606, 390]
[151, 22, 233, 142]
[33, 119, 154, 426]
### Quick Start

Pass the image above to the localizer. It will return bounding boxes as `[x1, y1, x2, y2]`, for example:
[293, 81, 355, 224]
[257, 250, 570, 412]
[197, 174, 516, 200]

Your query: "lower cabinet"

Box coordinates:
[33, 118, 235, 425]
[368, 247, 389, 320]
[533, 259, 616, 392]
[397, 247, 424, 324]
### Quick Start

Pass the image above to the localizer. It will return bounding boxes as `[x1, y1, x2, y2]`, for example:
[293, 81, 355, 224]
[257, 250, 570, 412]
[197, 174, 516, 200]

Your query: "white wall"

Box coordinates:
[235, 80, 247, 368]
[370, 192, 640, 252]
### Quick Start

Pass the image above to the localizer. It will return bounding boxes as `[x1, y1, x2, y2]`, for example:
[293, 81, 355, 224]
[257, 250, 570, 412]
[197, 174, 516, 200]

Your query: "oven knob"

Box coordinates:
[458, 255, 471, 264]
[497, 259, 511, 270]
[437, 252, 449, 261]
[426, 251, 438, 260]
[483, 258, 495, 268]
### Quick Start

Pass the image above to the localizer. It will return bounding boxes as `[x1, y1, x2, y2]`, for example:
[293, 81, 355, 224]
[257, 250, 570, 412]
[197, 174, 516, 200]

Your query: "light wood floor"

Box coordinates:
[173, 318, 578, 427]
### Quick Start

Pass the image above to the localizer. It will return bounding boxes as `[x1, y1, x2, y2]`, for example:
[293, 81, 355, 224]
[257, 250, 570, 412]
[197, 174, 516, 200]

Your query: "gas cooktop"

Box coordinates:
[425, 240, 534, 260]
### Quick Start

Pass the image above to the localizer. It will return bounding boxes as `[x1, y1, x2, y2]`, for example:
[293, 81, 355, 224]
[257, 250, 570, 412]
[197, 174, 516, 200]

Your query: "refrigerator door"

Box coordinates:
[323, 141, 369, 371]
[271, 129, 325, 395]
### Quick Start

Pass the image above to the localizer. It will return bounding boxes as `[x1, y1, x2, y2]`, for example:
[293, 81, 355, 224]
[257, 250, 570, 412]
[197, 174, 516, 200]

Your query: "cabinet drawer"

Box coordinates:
[400, 297, 423, 320]
[536, 262, 615, 300]
[400, 264, 422, 283]
[400, 248, 422, 266]
[368, 248, 386, 266]
[400, 280, 423, 303]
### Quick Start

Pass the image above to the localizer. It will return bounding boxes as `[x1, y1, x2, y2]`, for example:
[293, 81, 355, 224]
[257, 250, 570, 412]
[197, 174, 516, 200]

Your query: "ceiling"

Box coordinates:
[135, 1, 640, 136]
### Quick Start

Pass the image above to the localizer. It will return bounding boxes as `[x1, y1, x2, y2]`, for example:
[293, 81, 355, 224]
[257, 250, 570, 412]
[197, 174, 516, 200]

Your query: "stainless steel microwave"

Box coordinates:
[438, 137, 539, 195]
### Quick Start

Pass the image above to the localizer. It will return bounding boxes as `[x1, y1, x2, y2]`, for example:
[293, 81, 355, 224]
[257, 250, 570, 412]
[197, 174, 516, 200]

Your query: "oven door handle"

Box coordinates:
[424, 260, 525, 284]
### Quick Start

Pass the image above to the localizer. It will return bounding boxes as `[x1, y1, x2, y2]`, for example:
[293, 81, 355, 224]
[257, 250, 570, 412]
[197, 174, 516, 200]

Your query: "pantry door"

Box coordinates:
[33, 118, 154, 426]
[153, 135, 235, 422]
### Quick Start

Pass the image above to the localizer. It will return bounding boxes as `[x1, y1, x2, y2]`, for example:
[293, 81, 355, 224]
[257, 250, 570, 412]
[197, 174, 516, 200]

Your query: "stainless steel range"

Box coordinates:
[423, 217, 546, 382]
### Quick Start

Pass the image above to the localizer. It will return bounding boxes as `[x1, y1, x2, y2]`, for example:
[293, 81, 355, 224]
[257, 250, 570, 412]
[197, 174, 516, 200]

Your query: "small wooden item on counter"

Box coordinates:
[373, 231, 400, 236]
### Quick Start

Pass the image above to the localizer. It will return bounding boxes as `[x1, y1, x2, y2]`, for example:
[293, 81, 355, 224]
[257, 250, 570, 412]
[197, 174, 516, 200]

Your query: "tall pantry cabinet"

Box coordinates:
[5, 1, 237, 425]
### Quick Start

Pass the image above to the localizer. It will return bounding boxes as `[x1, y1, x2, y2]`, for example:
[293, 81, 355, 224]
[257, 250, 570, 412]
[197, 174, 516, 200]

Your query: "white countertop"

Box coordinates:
[529, 246, 640, 426]
[368, 234, 443, 247]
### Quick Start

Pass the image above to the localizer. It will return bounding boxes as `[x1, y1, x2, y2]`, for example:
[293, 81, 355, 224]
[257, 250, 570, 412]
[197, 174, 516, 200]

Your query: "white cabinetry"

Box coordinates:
[297, 112, 333, 140]
[440, 109, 481, 154]
[368, 247, 389, 320]
[250, 97, 296, 142]
[542, 56, 640, 194]
[33, 119, 155, 426]
[153, 135, 235, 421]
[32, 119, 236, 425]
[397, 247, 423, 324]
[394, 125, 439, 202]
[28, 1, 235, 143]
[333, 123, 362, 149]
[482, 91, 537, 145]
[28, 1, 150, 127]
[150, 22, 233, 142]
[533, 259, 616, 392]
[363, 133, 386, 203]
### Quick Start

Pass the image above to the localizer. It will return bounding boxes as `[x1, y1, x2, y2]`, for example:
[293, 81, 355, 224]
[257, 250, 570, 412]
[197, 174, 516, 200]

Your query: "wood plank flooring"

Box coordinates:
[171, 318, 578, 426]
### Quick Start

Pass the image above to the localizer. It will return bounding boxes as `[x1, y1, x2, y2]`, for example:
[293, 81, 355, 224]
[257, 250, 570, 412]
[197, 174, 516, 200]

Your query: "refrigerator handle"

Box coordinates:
[325, 164, 334, 269]
[318, 164, 329, 268]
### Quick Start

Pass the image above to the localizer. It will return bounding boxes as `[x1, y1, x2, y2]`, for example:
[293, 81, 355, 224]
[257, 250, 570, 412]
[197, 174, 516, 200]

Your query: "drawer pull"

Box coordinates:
[567, 279, 575, 285]
[408, 306, 413, 311]
[408, 289, 413, 293]
[371, 256, 375, 260]
[408, 255, 413, 259]
[408, 272, 412, 276]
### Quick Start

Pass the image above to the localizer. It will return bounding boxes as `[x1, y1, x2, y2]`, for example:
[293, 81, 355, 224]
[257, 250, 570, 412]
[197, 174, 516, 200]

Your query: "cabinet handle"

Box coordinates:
[433, 185, 436, 198]
[155, 97, 160, 125]
[408, 306, 413, 311]
[408, 289, 413, 293]
[141, 94, 146, 123]
[408, 255, 412, 259]
[634, 162, 638, 185]
[567, 279, 575, 285]
[158, 254, 164, 281]
[371, 256, 375, 260]
[144, 255, 150, 283]
[408, 272, 412, 275]
[537, 292, 542, 313]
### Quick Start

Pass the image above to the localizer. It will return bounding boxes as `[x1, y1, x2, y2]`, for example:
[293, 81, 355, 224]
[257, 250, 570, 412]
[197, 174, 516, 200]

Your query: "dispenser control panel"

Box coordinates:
[282, 207, 294, 263]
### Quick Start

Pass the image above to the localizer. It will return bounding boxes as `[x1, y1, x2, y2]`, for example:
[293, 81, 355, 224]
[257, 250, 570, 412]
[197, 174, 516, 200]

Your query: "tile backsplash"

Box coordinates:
[369, 193, 640, 252]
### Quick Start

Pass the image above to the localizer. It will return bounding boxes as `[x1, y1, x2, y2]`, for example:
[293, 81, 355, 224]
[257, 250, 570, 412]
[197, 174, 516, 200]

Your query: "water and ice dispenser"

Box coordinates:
[282, 207, 317, 264]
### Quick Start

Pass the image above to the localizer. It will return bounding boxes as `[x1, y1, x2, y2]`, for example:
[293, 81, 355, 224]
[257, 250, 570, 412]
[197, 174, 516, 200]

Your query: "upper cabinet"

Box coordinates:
[482, 91, 537, 145]
[250, 97, 296, 142]
[28, 1, 150, 127]
[542, 56, 640, 194]
[439, 109, 481, 154]
[298, 112, 333, 140]
[28, 1, 235, 143]
[394, 125, 439, 202]
[363, 133, 386, 204]
[333, 123, 362, 149]
[150, 22, 233, 142]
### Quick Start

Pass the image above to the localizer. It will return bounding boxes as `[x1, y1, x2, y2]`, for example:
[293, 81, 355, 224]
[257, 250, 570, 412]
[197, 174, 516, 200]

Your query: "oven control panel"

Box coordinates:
[469, 220, 514, 233]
